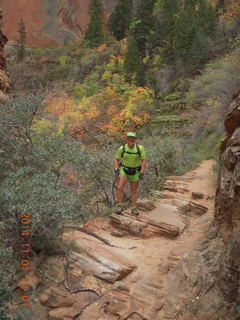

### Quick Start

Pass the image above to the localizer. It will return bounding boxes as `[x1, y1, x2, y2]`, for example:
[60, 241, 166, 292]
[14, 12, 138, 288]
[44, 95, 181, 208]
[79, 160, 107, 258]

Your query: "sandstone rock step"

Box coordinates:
[63, 232, 137, 283]
[160, 198, 208, 217]
[163, 185, 190, 193]
[110, 202, 189, 239]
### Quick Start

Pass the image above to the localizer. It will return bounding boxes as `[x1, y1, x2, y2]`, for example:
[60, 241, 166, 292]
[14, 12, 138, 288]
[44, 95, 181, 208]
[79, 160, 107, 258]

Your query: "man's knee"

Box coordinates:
[130, 182, 139, 192]
[117, 184, 124, 192]
[117, 180, 126, 191]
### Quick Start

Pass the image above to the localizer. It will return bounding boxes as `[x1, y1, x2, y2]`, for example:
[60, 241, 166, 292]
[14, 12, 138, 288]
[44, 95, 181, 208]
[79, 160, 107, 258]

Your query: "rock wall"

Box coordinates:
[0, 8, 11, 101]
[0, 0, 140, 47]
[162, 97, 240, 319]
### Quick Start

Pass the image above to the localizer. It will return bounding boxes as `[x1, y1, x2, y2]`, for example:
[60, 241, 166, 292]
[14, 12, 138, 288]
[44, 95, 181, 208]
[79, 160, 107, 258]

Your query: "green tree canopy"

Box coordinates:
[132, 0, 156, 56]
[152, 0, 218, 64]
[108, 0, 133, 41]
[84, 0, 104, 48]
[124, 37, 141, 82]
[17, 19, 26, 61]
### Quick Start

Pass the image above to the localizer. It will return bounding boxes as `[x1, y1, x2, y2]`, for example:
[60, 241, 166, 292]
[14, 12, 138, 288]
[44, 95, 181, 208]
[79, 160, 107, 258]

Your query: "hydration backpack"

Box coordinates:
[121, 143, 141, 158]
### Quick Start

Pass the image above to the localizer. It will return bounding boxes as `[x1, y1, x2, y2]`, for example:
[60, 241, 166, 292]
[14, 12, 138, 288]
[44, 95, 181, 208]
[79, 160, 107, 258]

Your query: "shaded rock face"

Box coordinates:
[1, 0, 139, 47]
[0, 9, 11, 98]
[162, 97, 240, 319]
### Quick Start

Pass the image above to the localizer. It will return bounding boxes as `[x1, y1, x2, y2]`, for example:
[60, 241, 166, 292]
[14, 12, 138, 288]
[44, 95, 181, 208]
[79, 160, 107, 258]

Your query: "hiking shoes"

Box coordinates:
[131, 207, 140, 216]
[115, 203, 124, 215]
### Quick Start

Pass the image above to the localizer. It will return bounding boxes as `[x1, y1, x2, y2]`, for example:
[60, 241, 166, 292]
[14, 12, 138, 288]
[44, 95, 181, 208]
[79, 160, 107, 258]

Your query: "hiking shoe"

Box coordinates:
[131, 207, 140, 216]
[115, 203, 124, 215]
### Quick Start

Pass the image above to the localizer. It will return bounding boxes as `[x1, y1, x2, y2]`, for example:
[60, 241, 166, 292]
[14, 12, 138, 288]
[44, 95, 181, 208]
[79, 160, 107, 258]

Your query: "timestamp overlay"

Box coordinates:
[18, 212, 32, 307]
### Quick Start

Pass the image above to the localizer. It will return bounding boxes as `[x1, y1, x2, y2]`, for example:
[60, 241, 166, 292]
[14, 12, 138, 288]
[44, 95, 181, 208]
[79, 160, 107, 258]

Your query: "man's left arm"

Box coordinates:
[140, 159, 147, 174]
[140, 146, 147, 174]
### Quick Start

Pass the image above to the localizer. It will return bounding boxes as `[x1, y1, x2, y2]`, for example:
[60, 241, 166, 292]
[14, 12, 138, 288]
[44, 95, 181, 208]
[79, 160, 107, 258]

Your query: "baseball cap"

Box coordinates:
[126, 132, 137, 138]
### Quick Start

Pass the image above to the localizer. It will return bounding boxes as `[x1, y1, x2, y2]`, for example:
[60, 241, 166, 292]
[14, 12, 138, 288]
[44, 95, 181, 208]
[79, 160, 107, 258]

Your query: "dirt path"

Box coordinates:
[89, 159, 216, 272]
[39, 160, 217, 320]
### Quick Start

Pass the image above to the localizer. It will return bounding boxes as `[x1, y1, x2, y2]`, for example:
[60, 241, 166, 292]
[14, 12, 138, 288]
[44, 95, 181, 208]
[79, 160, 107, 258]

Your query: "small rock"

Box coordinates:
[137, 200, 156, 211]
[39, 287, 75, 308]
[151, 190, 174, 198]
[158, 261, 171, 274]
[191, 192, 205, 199]
[206, 195, 215, 200]
[167, 254, 181, 262]
[111, 230, 127, 237]
[112, 281, 130, 292]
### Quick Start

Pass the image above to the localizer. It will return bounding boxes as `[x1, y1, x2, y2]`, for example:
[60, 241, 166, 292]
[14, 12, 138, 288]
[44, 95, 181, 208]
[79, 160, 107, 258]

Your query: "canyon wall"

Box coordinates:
[162, 96, 240, 320]
[0, 0, 132, 47]
[0, 8, 11, 100]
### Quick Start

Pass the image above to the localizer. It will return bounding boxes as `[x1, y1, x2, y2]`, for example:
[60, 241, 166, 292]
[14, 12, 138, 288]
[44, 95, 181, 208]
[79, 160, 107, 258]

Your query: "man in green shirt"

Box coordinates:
[114, 132, 147, 215]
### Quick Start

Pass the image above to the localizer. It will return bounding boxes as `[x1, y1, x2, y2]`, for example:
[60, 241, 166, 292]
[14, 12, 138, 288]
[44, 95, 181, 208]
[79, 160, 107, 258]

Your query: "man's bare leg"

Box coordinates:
[130, 180, 139, 207]
[117, 173, 128, 203]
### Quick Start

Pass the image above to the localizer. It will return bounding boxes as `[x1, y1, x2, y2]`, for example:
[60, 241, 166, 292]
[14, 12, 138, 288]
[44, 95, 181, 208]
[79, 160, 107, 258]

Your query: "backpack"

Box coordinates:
[121, 143, 141, 158]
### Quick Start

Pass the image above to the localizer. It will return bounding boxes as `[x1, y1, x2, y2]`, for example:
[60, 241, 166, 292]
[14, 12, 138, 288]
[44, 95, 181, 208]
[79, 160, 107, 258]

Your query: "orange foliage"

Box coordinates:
[95, 44, 107, 52]
[211, 0, 240, 21]
[42, 85, 153, 141]
[44, 90, 74, 116]
[107, 105, 119, 115]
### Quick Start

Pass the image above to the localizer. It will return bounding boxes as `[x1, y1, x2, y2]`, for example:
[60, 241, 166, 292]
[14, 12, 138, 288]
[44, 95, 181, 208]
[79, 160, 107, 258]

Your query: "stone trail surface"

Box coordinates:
[38, 160, 216, 320]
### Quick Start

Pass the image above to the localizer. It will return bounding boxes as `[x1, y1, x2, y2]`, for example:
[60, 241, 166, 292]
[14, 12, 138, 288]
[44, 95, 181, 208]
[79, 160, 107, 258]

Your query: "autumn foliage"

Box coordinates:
[33, 84, 153, 141]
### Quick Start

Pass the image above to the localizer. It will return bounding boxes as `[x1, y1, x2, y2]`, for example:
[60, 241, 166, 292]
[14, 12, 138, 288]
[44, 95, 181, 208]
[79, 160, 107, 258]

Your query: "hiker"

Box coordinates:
[114, 132, 146, 215]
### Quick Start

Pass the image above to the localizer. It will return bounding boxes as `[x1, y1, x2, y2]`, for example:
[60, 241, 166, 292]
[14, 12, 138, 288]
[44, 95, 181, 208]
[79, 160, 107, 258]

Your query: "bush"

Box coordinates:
[0, 247, 24, 320]
[138, 136, 194, 195]
[0, 167, 78, 251]
[187, 48, 240, 109]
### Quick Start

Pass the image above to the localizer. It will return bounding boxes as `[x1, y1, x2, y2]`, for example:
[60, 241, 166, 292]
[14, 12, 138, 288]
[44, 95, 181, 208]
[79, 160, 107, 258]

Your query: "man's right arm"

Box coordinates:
[114, 146, 123, 175]
[114, 158, 120, 170]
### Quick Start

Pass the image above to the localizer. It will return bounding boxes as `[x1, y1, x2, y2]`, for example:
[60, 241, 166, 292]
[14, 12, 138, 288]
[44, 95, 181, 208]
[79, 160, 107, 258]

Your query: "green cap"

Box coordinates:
[127, 132, 137, 137]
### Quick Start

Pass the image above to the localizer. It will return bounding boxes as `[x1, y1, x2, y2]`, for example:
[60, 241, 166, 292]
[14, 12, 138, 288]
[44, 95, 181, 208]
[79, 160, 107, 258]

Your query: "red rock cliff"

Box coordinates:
[1, 0, 120, 47]
[0, 8, 11, 97]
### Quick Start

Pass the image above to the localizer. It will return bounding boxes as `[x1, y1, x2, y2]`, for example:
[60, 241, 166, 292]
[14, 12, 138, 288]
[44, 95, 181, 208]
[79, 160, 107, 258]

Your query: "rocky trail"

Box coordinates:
[34, 160, 217, 320]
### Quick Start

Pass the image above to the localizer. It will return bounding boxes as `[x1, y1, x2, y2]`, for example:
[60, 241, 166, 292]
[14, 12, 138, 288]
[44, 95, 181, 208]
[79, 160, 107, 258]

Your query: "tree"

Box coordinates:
[132, 0, 156, 56]
[216, 0, 225, 11]
[84, 0, 104, 48]
[108, 0, 133, 41]
[152, 0, 218, 64]
[151, 0, 179, 59]
[17, 19, 26, 61]
[124, 37, 141, 82]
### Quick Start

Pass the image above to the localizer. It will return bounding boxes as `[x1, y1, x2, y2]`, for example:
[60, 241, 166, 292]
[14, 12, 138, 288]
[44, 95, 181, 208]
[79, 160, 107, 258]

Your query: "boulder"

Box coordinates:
[224, 96, 240, 134]
[0, 11, 11, 95]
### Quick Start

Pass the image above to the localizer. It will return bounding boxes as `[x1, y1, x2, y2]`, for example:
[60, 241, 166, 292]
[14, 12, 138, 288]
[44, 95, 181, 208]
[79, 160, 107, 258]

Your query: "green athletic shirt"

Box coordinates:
[115, 144, 146, 168]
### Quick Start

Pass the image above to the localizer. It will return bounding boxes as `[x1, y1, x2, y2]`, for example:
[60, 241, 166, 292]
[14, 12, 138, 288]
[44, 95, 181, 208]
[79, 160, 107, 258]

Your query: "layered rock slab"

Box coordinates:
[63, 232, 137, 283]
[110, 202, 189, 238]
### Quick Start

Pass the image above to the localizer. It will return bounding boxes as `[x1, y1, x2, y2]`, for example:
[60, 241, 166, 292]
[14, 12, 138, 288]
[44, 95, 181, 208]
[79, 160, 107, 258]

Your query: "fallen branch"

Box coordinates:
[63, 249, 102, 297]
[63, 224, 137, 249]
[122, 312, 147, 320]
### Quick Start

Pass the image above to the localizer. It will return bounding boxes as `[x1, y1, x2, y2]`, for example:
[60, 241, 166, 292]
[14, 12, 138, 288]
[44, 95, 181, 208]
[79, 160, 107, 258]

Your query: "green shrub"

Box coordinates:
[187, 48, 240, 108]
[0, 167, 78, 251]
[0, 247, 24, 320]
[138, 136, 194, 195]
[190, 127, 225, 161]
